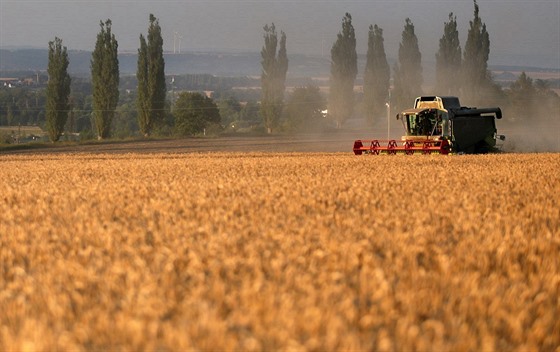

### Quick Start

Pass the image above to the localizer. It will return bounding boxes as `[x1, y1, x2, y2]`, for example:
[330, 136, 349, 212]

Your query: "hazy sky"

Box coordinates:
[1, 0, 559, 68]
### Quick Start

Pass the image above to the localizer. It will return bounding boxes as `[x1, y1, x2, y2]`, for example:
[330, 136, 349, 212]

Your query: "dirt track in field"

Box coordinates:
[1, 132, 366, 155]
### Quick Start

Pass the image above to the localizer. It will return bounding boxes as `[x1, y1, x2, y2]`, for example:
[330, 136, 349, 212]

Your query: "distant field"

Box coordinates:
[0, 126, 44, 135]
[1, 152, 558, 350]
[521, 71, 560, 81]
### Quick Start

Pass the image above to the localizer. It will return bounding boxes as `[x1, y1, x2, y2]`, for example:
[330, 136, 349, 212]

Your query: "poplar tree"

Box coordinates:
[137, 36, 149, 135]
[260, 23, 288, 134]
[137, 14, 166, 137]
[46, 37, 71, 142]
[436, 13, 462, 95]
[329, 13, 357, 128]
[278, 32, 288, 99]
[363, 24, 390, 124]
[392, 18, 422, 113]
[91, 19, 119, 139]
[463, 0, 490, 104]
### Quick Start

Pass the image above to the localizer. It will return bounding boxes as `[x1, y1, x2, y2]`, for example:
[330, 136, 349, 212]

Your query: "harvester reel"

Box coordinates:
[387, 140, 398, 155]
[405, 141, 415, 155]
[370, 140, 381, 155]
[422, 141, 432, 155]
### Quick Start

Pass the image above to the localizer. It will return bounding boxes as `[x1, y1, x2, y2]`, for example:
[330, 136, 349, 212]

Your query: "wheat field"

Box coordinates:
[1, 152, 559, 351]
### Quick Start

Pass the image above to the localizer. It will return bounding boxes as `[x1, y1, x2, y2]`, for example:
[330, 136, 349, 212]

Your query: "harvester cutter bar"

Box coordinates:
[353, 139, 450, 155]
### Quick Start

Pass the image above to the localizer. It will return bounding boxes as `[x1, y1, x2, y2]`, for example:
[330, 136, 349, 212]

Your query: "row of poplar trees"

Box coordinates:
[45, 1, 493, 139]
[45, 15, 165, 142]
[328, 0, 496, 128]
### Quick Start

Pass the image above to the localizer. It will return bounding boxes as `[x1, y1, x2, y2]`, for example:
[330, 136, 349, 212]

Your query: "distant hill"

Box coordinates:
[0, 49, 92, 74]
[2, 48, 558, 80]
[0, 48, 333, 77]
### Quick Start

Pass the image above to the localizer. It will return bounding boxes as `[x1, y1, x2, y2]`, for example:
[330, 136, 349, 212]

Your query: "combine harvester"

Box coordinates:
[353, 96, 505, 155]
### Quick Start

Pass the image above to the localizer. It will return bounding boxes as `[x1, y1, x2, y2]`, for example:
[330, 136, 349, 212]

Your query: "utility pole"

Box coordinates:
[386, 102, 390, 140]
[386, 88, 391, 140]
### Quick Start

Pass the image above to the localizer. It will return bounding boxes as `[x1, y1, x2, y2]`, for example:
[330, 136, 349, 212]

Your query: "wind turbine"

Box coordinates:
[173, 32, 183, 54]
[177, 34, 183, 53]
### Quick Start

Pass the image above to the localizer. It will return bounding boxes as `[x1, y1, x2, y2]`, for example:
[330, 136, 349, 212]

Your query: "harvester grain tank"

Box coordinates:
[353, 96, 505, 155]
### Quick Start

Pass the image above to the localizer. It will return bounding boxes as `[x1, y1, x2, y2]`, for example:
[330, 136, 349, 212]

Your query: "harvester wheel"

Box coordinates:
[440, 139, 451, 155]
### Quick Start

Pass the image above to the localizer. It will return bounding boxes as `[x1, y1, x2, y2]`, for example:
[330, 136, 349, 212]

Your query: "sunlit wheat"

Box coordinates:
[1, 153, 559, 350]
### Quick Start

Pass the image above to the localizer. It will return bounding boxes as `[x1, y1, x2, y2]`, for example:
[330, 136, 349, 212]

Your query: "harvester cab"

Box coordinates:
[397, 108, 447, 139]
[353, 96, 505, 155]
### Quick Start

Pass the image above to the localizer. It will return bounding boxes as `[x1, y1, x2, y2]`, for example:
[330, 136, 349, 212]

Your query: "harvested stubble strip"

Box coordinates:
[0, 152, 559, 351]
